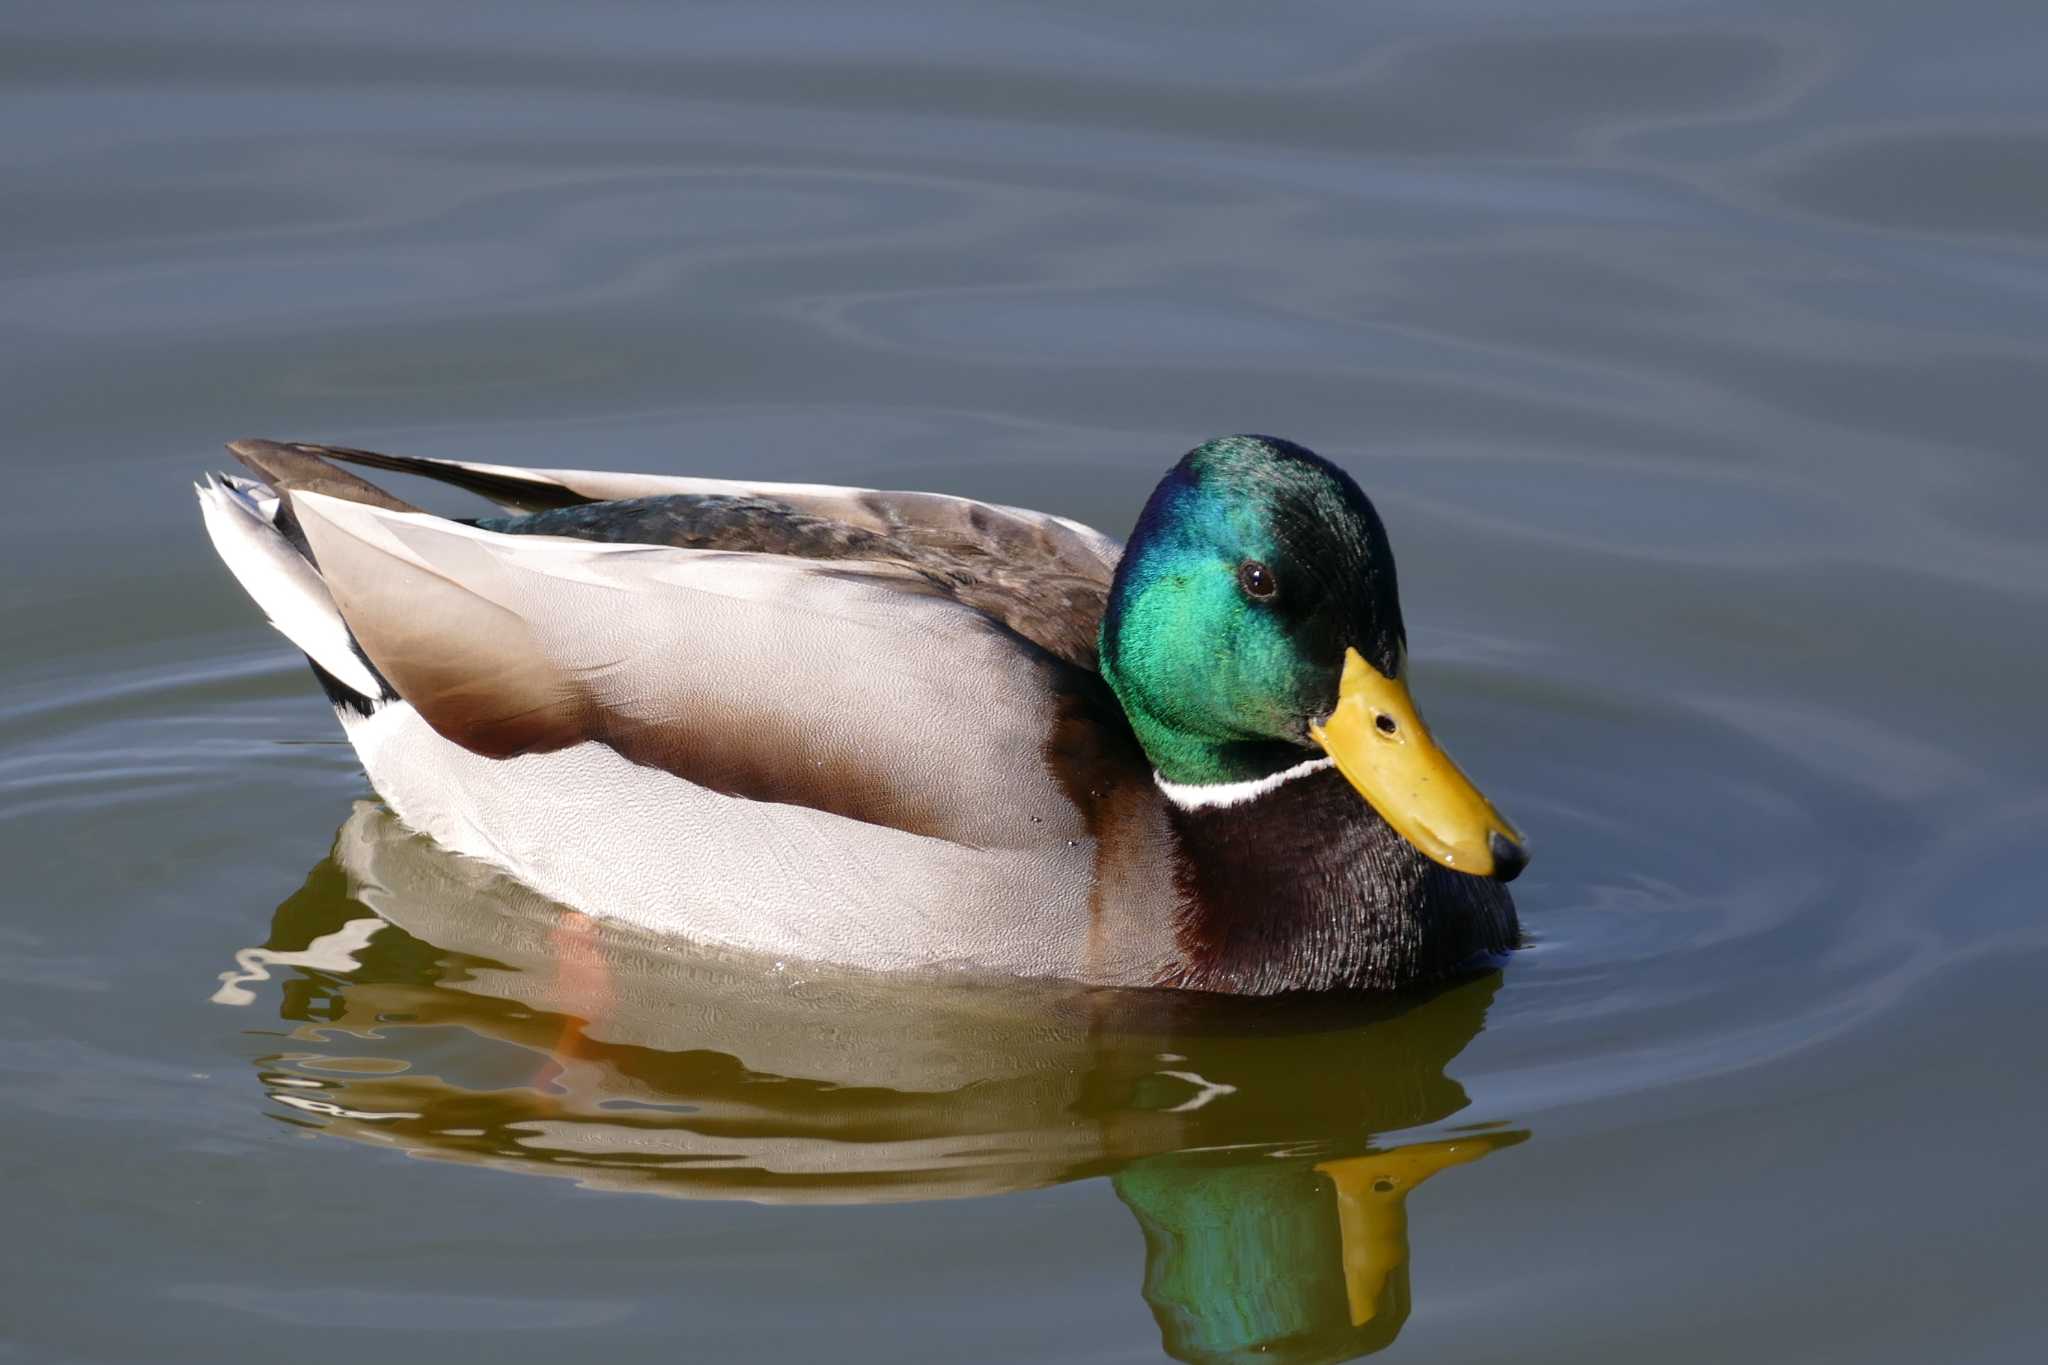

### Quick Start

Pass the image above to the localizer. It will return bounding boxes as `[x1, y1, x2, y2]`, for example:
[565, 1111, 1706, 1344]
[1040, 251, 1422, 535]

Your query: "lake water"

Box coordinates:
[5, 2, 2047, 1360]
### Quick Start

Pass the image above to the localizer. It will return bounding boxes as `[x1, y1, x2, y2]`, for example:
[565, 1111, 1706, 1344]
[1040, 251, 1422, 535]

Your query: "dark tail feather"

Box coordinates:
[279, 441, 593, 514]
[227, 440, 425, 514]
[309, 655, 383, 716]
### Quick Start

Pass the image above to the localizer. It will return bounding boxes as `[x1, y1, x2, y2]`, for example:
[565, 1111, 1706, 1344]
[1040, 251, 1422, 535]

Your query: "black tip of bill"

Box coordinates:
[1487, 831, 1529, 883]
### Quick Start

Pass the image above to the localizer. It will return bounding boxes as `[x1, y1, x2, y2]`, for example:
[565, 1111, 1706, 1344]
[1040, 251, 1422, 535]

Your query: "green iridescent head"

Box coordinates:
[1101, 436, 1528, 880]
[1100, 435, 1404, 787]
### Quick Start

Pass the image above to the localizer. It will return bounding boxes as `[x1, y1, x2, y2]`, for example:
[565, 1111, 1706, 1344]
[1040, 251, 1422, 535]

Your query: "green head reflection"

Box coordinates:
[217, 803, 1529, 1363]
[1116, 1136, 1523, 1364]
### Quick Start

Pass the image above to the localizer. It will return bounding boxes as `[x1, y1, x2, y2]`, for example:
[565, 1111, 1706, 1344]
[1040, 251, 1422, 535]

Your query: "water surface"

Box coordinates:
[5, 2, 2047, 1361]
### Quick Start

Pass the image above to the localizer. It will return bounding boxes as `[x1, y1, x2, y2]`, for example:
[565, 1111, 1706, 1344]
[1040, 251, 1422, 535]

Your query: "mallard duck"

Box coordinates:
[197, 434, 1526, 994]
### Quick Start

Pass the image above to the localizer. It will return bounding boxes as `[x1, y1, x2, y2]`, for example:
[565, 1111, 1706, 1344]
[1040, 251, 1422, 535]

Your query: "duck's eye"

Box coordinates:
[1237, 560, 1276, 600]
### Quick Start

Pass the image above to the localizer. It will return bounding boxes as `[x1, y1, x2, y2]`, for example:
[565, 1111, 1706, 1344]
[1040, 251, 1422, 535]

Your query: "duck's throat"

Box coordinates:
[1158, 766, 1518, 994]
[1129, 709, 1315, 789]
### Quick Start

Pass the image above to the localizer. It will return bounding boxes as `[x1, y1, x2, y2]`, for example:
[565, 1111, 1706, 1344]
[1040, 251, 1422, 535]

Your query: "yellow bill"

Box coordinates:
[1308, 647, 1528, 880]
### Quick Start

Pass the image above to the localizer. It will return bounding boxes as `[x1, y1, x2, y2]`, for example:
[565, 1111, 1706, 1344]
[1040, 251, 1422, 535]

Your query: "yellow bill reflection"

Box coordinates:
[1317, 1138, 1519, 1329]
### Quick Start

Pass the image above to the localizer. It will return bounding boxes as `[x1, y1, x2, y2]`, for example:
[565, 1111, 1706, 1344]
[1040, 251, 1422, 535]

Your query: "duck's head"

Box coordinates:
[1100, 435, 1528, 881]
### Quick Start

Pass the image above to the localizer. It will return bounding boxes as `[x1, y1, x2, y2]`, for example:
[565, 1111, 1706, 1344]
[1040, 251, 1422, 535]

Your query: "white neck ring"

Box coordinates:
[1153, 756, 1335, 812]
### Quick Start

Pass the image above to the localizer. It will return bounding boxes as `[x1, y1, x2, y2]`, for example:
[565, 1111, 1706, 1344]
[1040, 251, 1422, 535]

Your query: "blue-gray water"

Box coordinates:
[5, 2, 2046, 1361]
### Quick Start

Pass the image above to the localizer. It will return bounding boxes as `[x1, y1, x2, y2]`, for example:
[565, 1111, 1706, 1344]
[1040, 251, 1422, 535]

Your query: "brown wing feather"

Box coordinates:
[227, 440, 423, 514]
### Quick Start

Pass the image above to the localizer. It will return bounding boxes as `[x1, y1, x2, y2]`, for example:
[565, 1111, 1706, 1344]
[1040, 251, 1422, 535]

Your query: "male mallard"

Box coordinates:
[197, 435, 1527, 994]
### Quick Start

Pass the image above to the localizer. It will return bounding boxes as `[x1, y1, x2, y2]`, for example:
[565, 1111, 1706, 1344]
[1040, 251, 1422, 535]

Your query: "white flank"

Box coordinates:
[195, 476, 384, 698]
[332, 701, 1102, 978]
[1153, 757, 1335, 811]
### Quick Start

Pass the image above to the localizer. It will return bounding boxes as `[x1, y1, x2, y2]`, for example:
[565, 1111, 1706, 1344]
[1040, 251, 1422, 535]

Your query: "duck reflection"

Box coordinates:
[217, 803, 1527, 1363]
